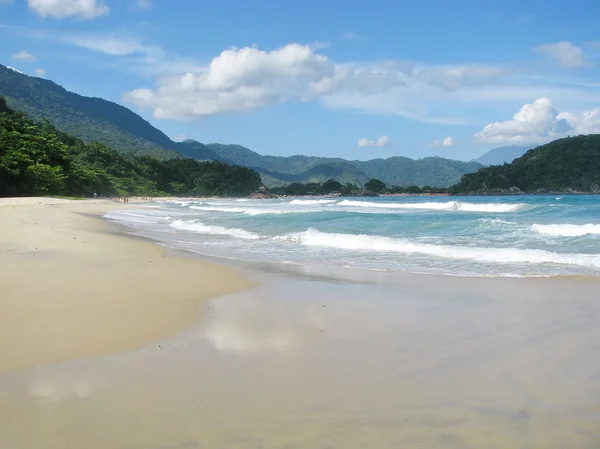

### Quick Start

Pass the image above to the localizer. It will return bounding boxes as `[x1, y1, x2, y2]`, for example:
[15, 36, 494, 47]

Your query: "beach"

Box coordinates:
[1, 198, 600, 448]
[0, 197, 254, 373]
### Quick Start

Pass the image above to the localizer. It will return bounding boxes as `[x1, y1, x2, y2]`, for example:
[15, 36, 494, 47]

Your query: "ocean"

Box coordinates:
[106, 194, 600, 278]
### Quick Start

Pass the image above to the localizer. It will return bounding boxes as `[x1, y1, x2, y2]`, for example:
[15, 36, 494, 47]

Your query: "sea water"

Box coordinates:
[106, 195, 600, 277]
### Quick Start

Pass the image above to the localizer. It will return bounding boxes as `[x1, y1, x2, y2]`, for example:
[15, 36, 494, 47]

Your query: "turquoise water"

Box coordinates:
[106, 195, 600, 277]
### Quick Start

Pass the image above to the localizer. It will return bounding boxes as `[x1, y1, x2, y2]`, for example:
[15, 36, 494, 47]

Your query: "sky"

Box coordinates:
[1, 0, 600, 161]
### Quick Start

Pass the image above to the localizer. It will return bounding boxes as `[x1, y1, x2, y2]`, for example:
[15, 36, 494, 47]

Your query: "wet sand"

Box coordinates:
[1, 255, 600, 448]
[0, 197, 254, 373]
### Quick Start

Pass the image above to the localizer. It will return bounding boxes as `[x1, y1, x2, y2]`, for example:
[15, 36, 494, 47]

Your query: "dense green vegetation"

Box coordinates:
[0, 101, 262, 197]
[352, 156, 482, 187]
[206, 143, 481, 187]
[0, 64, 218, 160]
[268, 178, 448, 196]
[269, 179, 360, 196]
[450, 135, 600, 194]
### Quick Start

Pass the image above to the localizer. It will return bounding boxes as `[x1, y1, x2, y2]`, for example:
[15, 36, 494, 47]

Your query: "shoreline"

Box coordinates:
[0, 197, 255, 373]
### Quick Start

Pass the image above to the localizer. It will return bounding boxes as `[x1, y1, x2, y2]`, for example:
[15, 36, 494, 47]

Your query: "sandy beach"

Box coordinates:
[0, 197, 254, 373]
[1, 198, 600, 448]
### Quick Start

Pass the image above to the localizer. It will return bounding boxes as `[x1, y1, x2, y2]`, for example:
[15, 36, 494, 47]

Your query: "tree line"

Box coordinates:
[268, 178, 448, 196]
[0, 100, 262, 198]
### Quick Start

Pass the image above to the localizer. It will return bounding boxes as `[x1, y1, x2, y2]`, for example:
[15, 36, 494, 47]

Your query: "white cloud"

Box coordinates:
[12, 50, 36, 62]
[413, 65, 506, 91]
[28, 0, 109, 19]
[136, 0, 151, 8]
[343, 32, 367, 41]
[64, 33, 160, 57]
[358, 135, 392, 148]
[35, 68, 46, 77]
[172, 134, 187, 142]
[534, 42, 588, 69]
[124, 43, 336, 120]
[474, 97, 600, 145]
[429, 136, 455, 147]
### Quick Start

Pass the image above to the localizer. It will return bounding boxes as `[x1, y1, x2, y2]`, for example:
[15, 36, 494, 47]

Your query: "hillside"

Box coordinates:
[472, 145, 530, 166]
[0, 64, 218, 160]
[205, 143, 480, 187]
[0, 102, 261, 197]
[450, 135, 600, 194]
[1, 63, 480, 188]
[353, 156, 482, 187]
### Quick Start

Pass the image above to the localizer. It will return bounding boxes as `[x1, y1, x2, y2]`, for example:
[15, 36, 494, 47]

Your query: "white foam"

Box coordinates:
[170, 220, 260, 240]
[337, 200, 529, 213]
[275, 229, 600, 269]
[189, 206, 248, 213]
[289, 199, 337, 205]
[532, 223, 600, 237]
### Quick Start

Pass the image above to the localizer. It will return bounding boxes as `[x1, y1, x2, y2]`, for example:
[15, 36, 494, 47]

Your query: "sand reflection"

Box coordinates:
[1, 276, 600, 448]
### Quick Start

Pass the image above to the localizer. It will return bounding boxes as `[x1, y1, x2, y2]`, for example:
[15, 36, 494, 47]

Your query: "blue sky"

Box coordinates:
[1, 0, 600, 161]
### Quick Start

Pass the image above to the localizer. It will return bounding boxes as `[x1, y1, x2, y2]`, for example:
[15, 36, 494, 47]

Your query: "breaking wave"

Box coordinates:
[289, 199, 338, 205]
[170, 220, 260, 240]
[274, 229, 600, 269]
[532, 223, 600, 237]
[336, 200, 529, 213]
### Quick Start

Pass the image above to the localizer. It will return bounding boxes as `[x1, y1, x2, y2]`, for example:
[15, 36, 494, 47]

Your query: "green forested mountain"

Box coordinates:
[0, 64, 219, 161]
[352, 156, 482, 187]
[1, 64, 480, 188]
[0, 102, 261, 197]
[450, 135, 600, 194]
[204, 143, 480, 187]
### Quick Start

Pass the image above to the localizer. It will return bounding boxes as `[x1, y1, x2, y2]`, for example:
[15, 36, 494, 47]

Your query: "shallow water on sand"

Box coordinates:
[1, 269, 600, 448]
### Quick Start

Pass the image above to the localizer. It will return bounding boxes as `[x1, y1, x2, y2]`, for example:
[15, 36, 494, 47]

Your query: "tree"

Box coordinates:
[321, 179, 343, 193]
[365, 178, 387, 193]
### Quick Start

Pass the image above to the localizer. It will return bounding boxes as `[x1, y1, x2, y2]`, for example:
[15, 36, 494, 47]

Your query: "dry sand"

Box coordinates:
[0, 197, 254, 372]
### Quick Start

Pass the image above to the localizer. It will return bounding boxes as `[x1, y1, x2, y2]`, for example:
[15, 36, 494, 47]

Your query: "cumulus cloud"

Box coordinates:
[358, 135, 392, 148]
[12, 50, 36, 62]
[28, 0, 109, 19]
[62, 37, 594, 124]
[124, 44, 336, 120]
[474, 97, 600, 145]
[35, 68, 46, 77]
[534, 42, 588, 69]
[429, 136, 455, 147]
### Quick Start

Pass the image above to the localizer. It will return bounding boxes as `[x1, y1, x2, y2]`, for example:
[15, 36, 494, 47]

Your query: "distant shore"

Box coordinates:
[0, 197, 254, 372]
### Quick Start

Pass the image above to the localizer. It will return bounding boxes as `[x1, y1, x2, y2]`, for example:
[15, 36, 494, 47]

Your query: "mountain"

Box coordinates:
[0, 101, 261, 197]
[1, 63, 481, 188]
[472, 145, 530, 165]
[204, 143, 481, 187]
[450, 135, 600, 194]
[352, 156, 482, 187]
[0, 64, 219, 161]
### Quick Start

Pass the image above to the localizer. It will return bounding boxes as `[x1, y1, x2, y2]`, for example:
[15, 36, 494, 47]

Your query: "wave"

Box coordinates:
[531, 223, 600, 237]
[189, 205, 317, 216]
[275, 229, 600, 269]
[289, 199, 337, 205]
[336, 200, 528, 213]
[170, 220, 261, 240]
[189, 206, 248, 213]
